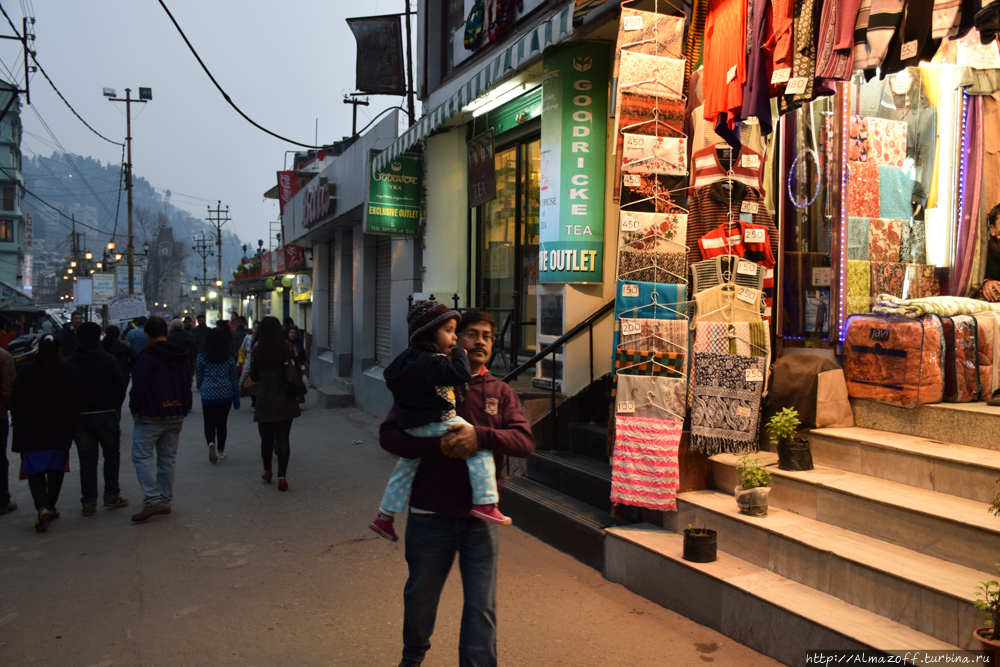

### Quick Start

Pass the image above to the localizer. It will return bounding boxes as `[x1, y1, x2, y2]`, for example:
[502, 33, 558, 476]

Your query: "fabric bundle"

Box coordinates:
[868, 118, 908, 166]
[868, 218, 902, 262]
[878, 166, 915, 220]
[907, 264, 939, 299]
[690, 352, 766, 456]
[614, 348, 685, 378]
[899, 218, 926, 264]
[616, 250, 688, 284]
[848, 217, 871, 260]
[870, 261, 906, 298]
[847, 161, 881, 218]
[610, 414, 682, 512]
[873, 294, 1000, 317]
[846, 259, 872, 316]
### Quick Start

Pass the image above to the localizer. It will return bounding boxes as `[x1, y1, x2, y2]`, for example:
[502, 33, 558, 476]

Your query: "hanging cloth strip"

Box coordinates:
[610, 414, 682, 512]
[620, 318, 690, 355]
[690, 352, 766, 455]
[689, 321, 771, 403]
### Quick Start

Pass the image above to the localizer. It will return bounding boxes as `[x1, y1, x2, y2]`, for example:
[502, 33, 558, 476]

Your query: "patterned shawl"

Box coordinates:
[690, 352, 766, 456]
[611, 414, 682, 512]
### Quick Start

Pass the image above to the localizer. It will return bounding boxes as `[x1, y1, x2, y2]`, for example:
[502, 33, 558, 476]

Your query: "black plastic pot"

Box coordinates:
[683, 529, 717, 563]
[778, 437, 813, 471]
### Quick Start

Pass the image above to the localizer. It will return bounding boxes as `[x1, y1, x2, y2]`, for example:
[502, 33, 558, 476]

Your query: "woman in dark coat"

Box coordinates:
[11, 335, 82, 531]
[249, 316, 301, 492]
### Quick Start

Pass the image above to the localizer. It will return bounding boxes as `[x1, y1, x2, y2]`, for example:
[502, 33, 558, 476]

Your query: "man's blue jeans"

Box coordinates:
[74, 412, 121, 504]
[132, 421, 182, 508]
[402, 513, 498, 667]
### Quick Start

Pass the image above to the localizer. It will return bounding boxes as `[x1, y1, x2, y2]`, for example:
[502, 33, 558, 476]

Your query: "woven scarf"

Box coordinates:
[870, 260, 906, 298]
[690, 352, 765, 455]
[619, 318, 689, 355]
[614, 348, 685, 379]
[690, 322, 771, 403]
[694, 284, 763, 323]
[848, 217, 871, 260]
[616, 250, 688, 284]
[611, 414, 682, 512]
[615, 374, 687, 418]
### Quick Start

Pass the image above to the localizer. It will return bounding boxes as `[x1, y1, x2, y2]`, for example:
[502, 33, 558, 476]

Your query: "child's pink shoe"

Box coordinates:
[369, 514, 399, 542]
[471, 504, 512, 525]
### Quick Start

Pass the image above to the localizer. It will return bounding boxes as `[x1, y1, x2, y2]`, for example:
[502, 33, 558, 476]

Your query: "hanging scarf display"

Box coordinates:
[690, 352, 766, 455]
[689, 321, 771, 403]
[848, 217, 871, 260]
[615, 374, 688, 417]
[870, 260, 907, 298]
[617, 250, 688, 283]
[614, 348, 686, 379]
[620, 318, 689, 355]
[610, 414, 682, 511]
[612, 8, 686, 116]
[621, 134, 688, 175]
[868, 218, 902, 262]
[693, 284, 763, 323]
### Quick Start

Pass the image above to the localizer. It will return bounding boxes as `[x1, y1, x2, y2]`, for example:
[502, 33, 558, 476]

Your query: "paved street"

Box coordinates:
[0, 397, 779, 667]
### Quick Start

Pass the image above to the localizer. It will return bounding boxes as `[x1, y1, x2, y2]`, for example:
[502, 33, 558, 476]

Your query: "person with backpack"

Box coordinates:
[195, 327, 240, 464]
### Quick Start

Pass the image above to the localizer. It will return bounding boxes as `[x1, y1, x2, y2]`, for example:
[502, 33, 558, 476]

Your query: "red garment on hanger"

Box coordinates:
[698, 220, 776, 321]
[703, 0, 748, 136]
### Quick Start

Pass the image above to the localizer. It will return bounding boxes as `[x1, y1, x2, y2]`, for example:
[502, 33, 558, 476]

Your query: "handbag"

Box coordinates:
[285, 358, 308, 398]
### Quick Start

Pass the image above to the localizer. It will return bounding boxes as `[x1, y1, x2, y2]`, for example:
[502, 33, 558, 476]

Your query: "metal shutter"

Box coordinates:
[327, 240, 337, 350]
[375, 236, 392, 366]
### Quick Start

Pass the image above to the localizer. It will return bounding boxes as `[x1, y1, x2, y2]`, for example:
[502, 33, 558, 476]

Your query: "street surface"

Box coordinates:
[0, 397, 779, 667]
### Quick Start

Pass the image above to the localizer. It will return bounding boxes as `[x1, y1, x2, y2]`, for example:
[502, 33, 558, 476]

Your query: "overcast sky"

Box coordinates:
[0, 0, 414, 248]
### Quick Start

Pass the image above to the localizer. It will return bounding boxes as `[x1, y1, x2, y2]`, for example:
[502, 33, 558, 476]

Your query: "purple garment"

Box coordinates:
[741, 0, 774, 136]
[20, 450, 68, 477]
[954, 94, 984, 296]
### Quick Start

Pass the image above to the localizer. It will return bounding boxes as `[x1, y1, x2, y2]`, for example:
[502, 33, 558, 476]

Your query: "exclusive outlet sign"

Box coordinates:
[538, 42, 609, 284]
[365, 152, 422, 237]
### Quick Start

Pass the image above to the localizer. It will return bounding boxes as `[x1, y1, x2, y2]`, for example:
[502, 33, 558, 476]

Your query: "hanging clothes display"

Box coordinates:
[611, 8, 686, 116]
[689, 144, 766, 194]
[880, 0, 938, 75]
[610, 414, 683, 512]
[690, 352, 766, 455]
[814, 0, 864, 88]
[694, 284, 764, 322]
[741, 0, 775, 134]
[703, 0, 749, 148]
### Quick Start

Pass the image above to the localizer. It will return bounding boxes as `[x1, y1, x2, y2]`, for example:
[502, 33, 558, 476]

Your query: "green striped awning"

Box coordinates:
[372, 1, 574, 175]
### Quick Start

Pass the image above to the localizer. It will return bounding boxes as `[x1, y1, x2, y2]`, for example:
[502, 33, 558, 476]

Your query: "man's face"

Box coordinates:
[238, 317, 246, 327]
[459, 321, 493, 366]
[70, 314, 83, 329]
[991, 216, 1000, 240]
[197, 316, 205, 326]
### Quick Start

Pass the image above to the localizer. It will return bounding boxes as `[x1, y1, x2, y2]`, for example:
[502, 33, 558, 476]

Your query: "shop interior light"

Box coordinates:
[470, 83, 533, 118]
[209, 291, 218, 298]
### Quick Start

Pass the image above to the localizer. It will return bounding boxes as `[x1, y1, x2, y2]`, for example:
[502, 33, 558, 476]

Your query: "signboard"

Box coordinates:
[116, 264, 143, 295]
[346, 16, 405, 95]
[22, 253, 30, 292]
[74, 277, 94, 307]
[92, 273, 115, 305]
[108, 294, 147, 323]
[538, 43, 609, 283]
[24, 211, 32, 249]
[467, 130, 497, 207]
[365, 152, 421, 237]
[277, 171, 299, 215]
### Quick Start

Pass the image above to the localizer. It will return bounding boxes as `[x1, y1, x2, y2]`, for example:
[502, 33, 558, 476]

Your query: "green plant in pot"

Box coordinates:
[682, 523, 717, 563]
[735, 455, 771, 517]
[767, 407, 813, 471]
[974, 565, 1000, 650]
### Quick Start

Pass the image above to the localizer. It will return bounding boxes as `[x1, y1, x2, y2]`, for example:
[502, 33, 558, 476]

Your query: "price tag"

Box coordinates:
[617, 400, 636, 414]
[812, 267, 832, 287]
[900, 40, 919, 60]
[744, 227, 766, 243]
[740, 201, 759, 214]
[741, 154, 760, 169]
[736, 260, 758, 276]
[623, 15, 643, 31]
[625, 135, 644, 148]
[622, 284, 639, 298]
[620, 319, 643, 335]
[736, 406, 752, 418]
[744, 116, 759, 126]
[623, 174, 641, 187]
[770, 67, 791, 84]
[785, 77, 808, 95]
[745, 368, 763, 382]
[726, 65, 737, 83]
[620, 217, 642, 232]
[737, 287, 756, 304]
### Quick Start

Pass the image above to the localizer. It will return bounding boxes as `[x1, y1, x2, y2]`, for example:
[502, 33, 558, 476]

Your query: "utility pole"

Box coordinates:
[404, 0, 415, 127]
[108, 87, 151, 294]
[206, 201, 230, 319]
[344, 94, 370, 136]
[191, 232, 214, 315]
[0, 16, 34, 125]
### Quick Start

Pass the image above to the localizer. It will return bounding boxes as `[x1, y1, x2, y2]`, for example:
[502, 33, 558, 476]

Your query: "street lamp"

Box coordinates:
[143, 242, 150, 255]
[107, 241, 115, 250]
[215, 280, 222, 287]
[191, 284, 197, 291]
[70, 261, 76, 267]
[85, 251, 92, 260]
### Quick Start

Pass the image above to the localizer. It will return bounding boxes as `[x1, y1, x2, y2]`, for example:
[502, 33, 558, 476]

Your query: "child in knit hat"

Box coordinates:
[369, 300, 512, 541]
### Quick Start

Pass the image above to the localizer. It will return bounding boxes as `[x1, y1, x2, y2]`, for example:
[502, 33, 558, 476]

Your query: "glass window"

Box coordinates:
[0, 220, 14, 243]
[3, 187, 12, 212]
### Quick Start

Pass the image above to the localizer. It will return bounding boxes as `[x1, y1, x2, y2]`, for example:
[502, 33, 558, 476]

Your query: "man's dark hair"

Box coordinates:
[104, 325, 121, 342]
[183, 317, 192, 324]
[237, 315, 247, 324]
[283, 317, 294, 326]
[458, 310, 496, 335]
[990, 203, 1000, 227]
[136, 316, 148, 327]
[144, 316, 168, 339]
[78, 321, 102, 345]
[197, 313, 206, 321]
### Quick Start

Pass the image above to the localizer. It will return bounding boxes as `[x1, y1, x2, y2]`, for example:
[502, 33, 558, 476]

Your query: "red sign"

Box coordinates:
[303, 183, 333, 228]
[261, 252, 272, 275]
[277, 171, 299, 216]
[285, 246, 306, 271]
[275, 248, 286, 273]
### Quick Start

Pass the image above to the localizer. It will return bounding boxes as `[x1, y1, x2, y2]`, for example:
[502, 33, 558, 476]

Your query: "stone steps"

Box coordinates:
[851, 399, 1000, 452]
[710, 452, 1000, 573]
[809, 427, 1000, 504]
[605, 525, 959, 665]
[671, 489, 984, 649]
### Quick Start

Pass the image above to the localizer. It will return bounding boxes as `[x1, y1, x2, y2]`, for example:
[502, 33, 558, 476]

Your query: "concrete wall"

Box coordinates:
[352, 223, 393, 418]
[423, 128, 470, 306]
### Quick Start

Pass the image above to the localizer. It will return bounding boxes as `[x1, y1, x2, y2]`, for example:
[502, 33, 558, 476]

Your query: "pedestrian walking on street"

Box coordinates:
[10, 335, 82, 532]
[287, 326, 308, 405]
[380, 310, 535, 667]
[101, 325, 137, 388]
[231, 316, 248, 357]
[0, 345, 16, 517]
[168, 318, 198, 362]
[190, 314, 209, 352]
[239, 324, 259, 413]
[69, 323, 129, 516]
[56, 310, 83, 359]
[248, 316, 300, 491]
[125, 316, 150, 355]
[128, 316, 192, 523]
[195, 327, 240, 464]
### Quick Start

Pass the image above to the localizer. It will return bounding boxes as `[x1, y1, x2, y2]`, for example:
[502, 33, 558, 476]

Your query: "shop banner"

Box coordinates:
[346, 16, 405, 96]
[108, 294, 147, 323]
[365, 152, 421, 237]
[115, 264, 143, 295]
[468, 130, 497, 207]
[277, 171, 299, 216]
[539, 43, 609, 283]
[92, 273, 115, 305]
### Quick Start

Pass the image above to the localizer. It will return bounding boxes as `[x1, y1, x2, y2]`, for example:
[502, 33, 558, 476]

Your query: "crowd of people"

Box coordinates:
[0, 311, 308, 531]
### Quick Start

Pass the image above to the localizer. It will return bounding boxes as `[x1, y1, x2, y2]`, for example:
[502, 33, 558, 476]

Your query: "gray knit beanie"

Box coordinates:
[407, 300, 461, 348]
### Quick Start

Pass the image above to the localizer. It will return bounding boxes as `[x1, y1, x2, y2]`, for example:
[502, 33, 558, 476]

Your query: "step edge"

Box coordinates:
[810, 428, 1000, 471]
[503, 479, 614, 532]
[530, 451, 612, 481]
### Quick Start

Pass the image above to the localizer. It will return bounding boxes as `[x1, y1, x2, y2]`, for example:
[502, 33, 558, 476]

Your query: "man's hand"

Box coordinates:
[441, 423, 478, 458]
[984, 279, 1000, 302]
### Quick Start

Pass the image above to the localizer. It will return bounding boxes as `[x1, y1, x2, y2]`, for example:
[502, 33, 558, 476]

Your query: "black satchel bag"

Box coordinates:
[284, 358, 308, 398]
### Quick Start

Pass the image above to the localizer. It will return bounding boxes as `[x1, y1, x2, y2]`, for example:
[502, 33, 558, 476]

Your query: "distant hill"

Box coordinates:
[22, 152, 245, 279]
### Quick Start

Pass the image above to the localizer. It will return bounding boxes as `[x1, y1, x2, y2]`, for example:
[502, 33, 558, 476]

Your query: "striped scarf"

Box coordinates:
[611, 415, 682, 511]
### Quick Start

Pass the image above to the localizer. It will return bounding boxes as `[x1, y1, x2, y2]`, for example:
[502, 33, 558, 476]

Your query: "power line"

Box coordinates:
[32, 57, 124, 147]
[2, 165, 114, 236]
[156, 0, 326, 150]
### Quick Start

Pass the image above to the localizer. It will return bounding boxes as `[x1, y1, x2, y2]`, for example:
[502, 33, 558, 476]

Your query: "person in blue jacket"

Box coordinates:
[195, 327, 240, 464]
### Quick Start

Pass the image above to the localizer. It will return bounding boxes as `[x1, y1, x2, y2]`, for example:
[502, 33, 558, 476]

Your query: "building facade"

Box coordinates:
[0, 82, 24, 289]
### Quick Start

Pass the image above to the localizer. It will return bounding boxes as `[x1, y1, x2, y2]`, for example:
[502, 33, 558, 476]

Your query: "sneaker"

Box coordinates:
[278, 477, 288, 492]
[103, 494, 130, 509]
[0, 500, 16, 516]
[34, 509, 53, 533]
[131, 501, 171, 523]
[208, 443, 218, 464]
[218, 451, 227, 460]
[369, 514, 398, 542]
[988, 390, 1000, 407]
[82, 501, 97, 516]
[262, 470, 273, 484]
[470, 504, 513, 525]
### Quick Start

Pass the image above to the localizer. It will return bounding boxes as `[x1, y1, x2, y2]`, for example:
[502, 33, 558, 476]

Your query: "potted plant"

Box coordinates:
[683, 523, 717, 563]
[974, 565, 1000, 651]
[735, 455, 772, 517]
[767, 407, 813, 471]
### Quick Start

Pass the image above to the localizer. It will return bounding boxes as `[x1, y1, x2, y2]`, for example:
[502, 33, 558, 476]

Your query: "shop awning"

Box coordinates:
[371, 1, 575, 175]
